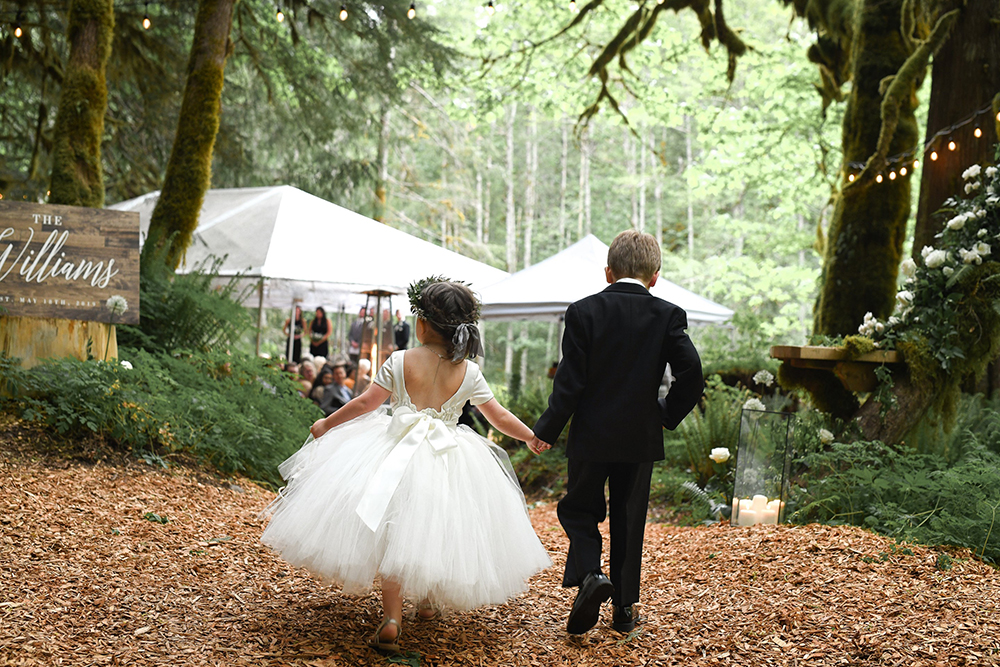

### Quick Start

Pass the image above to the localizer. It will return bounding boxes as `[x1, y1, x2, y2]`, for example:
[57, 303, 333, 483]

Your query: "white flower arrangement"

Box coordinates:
[709, 447, 731, 464]
[858, 311, 882, 336]
[959, 248, 983, 265]
[963, 164, 982, 180]
[818, 428, 834, 445]
[743, 397, 766, 412]
[924, 249, 949, 269]
[753, 369, 774, 387]
[965, 181, 982, 194]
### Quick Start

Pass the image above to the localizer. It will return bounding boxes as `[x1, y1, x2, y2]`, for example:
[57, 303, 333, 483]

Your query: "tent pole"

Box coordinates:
[557, 315, 565, 362]
[287, 298, 297, 362]
[255, 279, 265, 357]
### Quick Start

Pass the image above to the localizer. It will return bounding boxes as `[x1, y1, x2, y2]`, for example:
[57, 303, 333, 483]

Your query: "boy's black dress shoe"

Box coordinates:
[566, 572, 614, 635]
[612, 605, 637, 633]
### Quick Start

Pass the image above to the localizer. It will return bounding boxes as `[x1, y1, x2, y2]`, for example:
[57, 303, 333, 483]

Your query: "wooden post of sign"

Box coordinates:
[0, 316, 117, 368]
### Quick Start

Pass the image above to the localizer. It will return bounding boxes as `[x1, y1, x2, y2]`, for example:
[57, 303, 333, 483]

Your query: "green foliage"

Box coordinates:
[676, 375, 745, 492]
[117, 242, 254, 353]
[2, 347, 321, 487]
[492, 382, 568, 497]
[792, 437, 1000, 564]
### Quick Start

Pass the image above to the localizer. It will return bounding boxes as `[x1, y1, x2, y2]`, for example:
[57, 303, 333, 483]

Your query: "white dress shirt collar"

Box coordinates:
[615, 277, 648, 290]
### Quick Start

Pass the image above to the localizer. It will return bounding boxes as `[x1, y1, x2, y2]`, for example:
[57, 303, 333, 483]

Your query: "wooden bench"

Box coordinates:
[770, 345, 904, 392]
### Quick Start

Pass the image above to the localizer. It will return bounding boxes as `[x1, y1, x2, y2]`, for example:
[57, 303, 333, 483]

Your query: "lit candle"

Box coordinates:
[751, 495, 767, 514]
[738, 509, 757, 526]
[761, 508, 778, 524]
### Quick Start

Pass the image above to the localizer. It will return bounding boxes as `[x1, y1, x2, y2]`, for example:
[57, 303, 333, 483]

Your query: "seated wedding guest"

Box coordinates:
[299, 359, 317, 387]
[318, 365, 353, 416]
[310, 368, 333, 405]
[354, 358, 372, 396]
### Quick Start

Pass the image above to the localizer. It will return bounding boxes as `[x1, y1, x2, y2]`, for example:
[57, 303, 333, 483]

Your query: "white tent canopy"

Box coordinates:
[480, 234, 733, 324]
[109, 186, 509, 310]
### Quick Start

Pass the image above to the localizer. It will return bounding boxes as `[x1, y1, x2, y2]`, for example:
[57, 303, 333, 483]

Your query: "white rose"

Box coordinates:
[743, 397, 766, 412]
[900, 257, 916, 277]
[988, 196, 999, 206]
[976, 242, 991, 257]
[888, 316, 900, 326]
[925, 249, 949, 268]
[979, 229, 988, 238]
[987, 166, 998, 178]
[966, 182, 982, 194]
[921, 245, 934, 259]
[120, 360, 133, 370]
[943, 266, 955, 277]
[819, 428, 834, 445]
[960, 248, 982, 265]
[946, 215, 966, 231]
[896, 290, 914, 306]
[875, 322, 885, 333]
[709, 447, 731, 464]
[963, 164, 982, 180]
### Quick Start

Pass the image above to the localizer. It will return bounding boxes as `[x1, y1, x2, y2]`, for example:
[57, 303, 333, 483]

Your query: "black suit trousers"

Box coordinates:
[557, 459, 653, 607]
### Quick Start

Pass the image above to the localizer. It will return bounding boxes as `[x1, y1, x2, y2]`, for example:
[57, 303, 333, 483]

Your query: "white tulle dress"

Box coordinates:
[261, 350, 551, 611]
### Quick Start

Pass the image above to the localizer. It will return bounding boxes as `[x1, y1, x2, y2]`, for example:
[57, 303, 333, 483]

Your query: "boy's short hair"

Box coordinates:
[607, 230, 661, 281]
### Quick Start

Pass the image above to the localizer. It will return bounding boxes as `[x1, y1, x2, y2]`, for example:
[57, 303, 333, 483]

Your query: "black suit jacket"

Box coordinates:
[534, 282, 704, 463]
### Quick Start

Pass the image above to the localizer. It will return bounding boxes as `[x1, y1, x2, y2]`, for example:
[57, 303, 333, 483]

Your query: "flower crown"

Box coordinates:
[407, 275, 481, 326]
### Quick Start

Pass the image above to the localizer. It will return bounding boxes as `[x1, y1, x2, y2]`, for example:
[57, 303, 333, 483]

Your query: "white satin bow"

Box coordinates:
[355, 406, 457, 531]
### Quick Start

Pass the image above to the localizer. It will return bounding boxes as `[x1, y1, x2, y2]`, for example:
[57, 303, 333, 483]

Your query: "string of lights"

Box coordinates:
[844, 103, 999, 184]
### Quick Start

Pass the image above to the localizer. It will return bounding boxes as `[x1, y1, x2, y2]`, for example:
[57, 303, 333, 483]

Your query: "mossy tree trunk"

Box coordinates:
[146, 0, 236, 269]
[813, 0, 919, 339]
[913, 0, 1000, 255]
[48, 0, 114, 208]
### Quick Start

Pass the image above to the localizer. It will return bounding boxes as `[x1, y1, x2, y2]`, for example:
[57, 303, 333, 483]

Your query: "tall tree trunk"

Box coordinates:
[638, 128, 647, 233]
[48, 0, 114, 208]
[684, 115, 695, 260]
[504, 103, 517, 382]
[578, 125, 591, 239]
[559, 118, 569, 250]
[626, 128, 637, 228]
[520, 110, 537, 383]
[475, 135, 484, 244]
[485, 144, 493, 244]
[654, 128, 663, 249]
[146, 0, 236, 269]
[373, 103, 392, 222]
[913, 0, 1000, 255]
[813, 0, 919, 337]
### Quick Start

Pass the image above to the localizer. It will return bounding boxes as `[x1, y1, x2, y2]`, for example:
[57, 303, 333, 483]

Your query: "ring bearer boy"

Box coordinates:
[530, 230, 704, 635]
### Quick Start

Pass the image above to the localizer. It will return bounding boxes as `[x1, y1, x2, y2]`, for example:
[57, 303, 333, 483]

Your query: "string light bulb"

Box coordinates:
[996, 111, 1000, 122]
[848, 173, 855, 182]
[142, 3, 151, 29]
[930, 151, 939, 161]
[889, 171, 897, 181]
[975, 127, 983, 138]
[570, 0, 577, 10]
[876, 174, 883, 183]
[900, 166, 907, 176]
[486, 1, 495, 15]
[407, 2, 415, 18]
[13, 10, 22, 38]
[339, 4, 348, 20]
[948, 140, 957, 151]
[276, 5, 284, 21]
[914, 159, 920, 169]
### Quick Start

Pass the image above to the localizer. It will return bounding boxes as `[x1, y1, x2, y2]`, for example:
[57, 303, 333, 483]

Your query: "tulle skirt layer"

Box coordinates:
[260, 410, 551, 611]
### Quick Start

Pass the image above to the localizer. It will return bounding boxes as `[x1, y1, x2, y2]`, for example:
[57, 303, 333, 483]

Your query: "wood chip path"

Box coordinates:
[2, 424, 999, 666]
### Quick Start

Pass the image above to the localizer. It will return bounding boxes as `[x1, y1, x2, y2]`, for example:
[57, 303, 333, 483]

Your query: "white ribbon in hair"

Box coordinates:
[355, 406, 457, 531]
[451, 322, 484, 361]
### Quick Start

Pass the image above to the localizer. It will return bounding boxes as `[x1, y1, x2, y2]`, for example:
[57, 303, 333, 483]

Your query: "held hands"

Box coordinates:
[526, 435, 551, 455]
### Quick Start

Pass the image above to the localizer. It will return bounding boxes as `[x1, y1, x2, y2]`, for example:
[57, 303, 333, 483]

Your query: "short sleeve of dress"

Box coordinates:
[373, 352, 395, 391]
[468, 363, 495, 406]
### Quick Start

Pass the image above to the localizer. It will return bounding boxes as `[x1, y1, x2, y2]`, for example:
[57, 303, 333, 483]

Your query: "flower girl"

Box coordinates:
[261, 278, 550, 653]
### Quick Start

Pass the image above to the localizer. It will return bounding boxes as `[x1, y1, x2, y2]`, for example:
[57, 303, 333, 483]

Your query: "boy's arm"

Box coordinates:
[534, 303, 588, 444]
[658, 309, 704, 430]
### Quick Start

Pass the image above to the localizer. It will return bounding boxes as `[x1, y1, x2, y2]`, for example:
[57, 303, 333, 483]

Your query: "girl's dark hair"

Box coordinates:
[419, 281, 483, 362]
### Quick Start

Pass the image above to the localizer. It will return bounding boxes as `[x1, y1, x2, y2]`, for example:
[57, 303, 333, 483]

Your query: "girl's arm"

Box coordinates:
[477, 398, 534, 444]
[311, 384, 391, 438]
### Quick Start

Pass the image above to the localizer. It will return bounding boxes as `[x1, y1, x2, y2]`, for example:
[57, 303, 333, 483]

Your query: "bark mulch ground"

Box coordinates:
[2, 422, 999, 666]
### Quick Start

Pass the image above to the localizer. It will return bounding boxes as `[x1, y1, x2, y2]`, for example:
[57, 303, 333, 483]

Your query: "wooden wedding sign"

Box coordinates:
[0, 201, 140, 324]
[0, 201, 140, 366]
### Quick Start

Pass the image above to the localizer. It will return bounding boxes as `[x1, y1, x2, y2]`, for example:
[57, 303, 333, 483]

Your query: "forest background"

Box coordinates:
[1, 0, 870, 383]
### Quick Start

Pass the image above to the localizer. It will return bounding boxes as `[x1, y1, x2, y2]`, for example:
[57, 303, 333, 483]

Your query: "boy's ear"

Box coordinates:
[648, 270, 660, 288]
[605, 266, 616, 284]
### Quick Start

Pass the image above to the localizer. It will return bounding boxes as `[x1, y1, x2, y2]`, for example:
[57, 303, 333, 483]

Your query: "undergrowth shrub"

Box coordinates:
[2, 348, 321, 487]
[792, 438, 1000, 564]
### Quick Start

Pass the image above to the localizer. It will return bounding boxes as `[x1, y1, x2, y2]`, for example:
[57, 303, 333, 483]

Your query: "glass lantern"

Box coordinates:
[730, 408, 794, 527]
